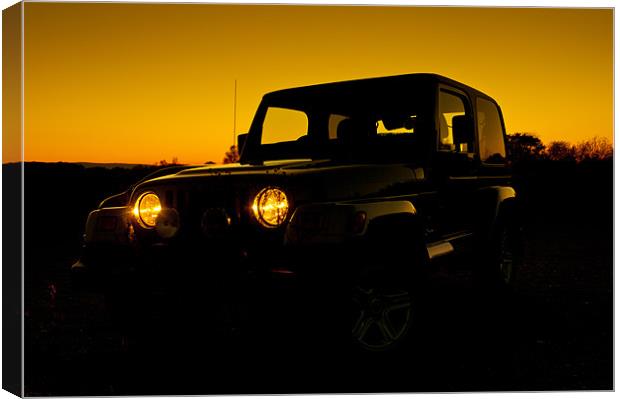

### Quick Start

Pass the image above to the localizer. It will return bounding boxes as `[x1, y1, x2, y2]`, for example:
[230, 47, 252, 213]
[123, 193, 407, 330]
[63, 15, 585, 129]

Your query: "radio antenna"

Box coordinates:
[233, 79, 237, 147]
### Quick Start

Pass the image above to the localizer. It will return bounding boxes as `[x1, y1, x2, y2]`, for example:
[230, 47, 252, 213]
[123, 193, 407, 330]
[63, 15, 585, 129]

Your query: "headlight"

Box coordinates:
[252, 187, 289, 228]
[133, 192, 161, 228]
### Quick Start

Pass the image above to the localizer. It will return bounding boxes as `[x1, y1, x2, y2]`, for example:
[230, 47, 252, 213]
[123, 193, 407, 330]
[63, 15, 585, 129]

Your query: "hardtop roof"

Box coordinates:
[263, 73, 496, 104]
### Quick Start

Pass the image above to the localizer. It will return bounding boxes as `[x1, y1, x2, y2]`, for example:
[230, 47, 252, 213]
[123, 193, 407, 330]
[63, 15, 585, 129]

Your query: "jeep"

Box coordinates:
[72, 73, 520, 353]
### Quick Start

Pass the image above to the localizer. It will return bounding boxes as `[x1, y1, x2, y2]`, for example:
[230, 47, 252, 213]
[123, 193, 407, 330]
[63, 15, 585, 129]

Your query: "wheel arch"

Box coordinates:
[285, 199, 429, 273]
[475, 186, 519, 241]
[360, 202, 430, 278]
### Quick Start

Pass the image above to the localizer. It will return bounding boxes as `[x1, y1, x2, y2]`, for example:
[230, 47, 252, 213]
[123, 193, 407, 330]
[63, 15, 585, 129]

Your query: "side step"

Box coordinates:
[426, 241, 454, 260]
[426, 231, 474, 260]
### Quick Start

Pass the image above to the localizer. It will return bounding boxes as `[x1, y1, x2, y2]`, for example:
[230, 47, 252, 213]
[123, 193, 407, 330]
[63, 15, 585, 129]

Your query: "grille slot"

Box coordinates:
[165, 190, 174, 208]
[176, 190, 190, 212]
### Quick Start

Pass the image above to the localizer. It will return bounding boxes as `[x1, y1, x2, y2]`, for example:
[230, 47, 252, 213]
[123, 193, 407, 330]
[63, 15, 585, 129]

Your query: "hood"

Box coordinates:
[173, 159, 331, 176]
[134, 158, 426, 204]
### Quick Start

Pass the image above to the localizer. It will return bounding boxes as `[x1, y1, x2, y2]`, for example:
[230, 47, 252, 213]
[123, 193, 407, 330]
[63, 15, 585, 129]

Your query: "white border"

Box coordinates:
[0, 1, 615, 399]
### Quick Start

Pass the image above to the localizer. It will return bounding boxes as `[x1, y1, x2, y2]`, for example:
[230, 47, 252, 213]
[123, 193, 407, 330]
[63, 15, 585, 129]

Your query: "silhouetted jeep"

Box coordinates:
[73, 73, 520, 353]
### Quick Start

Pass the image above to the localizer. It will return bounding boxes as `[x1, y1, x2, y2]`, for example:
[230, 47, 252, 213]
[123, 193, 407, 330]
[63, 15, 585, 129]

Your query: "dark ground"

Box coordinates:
[18, 160, 613, 395]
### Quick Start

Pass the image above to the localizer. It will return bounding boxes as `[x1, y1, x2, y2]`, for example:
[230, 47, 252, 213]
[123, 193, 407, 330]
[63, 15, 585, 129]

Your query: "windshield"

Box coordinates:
[246, 91, 429, 163]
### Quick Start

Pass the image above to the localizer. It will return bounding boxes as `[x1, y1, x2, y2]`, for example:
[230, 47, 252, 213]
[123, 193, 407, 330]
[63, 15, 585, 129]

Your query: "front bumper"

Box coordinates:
[71, 236, 358, 295]
[71, 200, 366, 300]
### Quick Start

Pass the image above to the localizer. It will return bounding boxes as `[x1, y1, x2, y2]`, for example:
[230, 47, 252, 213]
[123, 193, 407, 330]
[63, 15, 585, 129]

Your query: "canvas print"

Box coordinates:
[2, 2, 613, 396]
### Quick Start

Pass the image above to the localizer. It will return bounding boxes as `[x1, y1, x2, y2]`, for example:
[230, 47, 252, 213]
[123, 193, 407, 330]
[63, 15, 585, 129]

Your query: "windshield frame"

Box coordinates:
[240, 84, 436, 165]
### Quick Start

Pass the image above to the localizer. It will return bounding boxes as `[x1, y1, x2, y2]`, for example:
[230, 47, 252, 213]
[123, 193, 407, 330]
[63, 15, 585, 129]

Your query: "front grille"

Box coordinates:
[158, 186, 239, 237]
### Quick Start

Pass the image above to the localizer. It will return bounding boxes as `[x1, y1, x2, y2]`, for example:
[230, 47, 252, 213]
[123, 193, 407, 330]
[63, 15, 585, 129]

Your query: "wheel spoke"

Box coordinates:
[352, 314, 373, 342]
[377, 316, 396, 342]
[352, 310, 365, 334]
[501, 261, 513, 283]
[383, 291, 411, 313]
[500, 232, 514, 282]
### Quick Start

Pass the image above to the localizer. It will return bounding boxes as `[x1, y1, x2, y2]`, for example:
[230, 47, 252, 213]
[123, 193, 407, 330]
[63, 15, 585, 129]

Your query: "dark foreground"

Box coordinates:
[21, 160, 613, 395]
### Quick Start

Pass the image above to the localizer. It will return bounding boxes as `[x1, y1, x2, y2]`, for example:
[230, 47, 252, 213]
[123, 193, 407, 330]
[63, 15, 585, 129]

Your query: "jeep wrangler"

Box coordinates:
[72, 73, 519, 353]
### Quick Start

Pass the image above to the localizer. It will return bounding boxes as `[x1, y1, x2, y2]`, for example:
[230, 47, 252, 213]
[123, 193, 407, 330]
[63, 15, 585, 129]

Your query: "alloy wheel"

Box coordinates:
[498, 229, 514, 285]
[351, 285, 413, 351]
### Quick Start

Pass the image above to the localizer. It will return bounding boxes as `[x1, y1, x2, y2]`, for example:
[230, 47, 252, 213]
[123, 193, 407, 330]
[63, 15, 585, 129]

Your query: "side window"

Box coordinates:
[329, 113, 418, 140]
[476, 98, 506, 163]
[262, 107, 308, 144]
[438, 90, 470, 152]
[376, 114, 417, 136]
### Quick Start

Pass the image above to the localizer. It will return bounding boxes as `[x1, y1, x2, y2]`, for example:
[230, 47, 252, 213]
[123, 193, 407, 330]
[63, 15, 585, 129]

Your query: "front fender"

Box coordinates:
[72, 206, 135, 292]
[284, 200, 416, 246]
[83, 206, 132, 245]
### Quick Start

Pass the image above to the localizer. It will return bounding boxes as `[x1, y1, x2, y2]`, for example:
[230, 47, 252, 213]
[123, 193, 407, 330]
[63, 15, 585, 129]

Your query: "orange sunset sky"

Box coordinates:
[11, 4, 615, 164]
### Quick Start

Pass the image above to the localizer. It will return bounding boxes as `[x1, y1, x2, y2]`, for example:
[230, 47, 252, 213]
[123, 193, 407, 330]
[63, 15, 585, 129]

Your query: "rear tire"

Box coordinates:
[476, 209, 523, 292]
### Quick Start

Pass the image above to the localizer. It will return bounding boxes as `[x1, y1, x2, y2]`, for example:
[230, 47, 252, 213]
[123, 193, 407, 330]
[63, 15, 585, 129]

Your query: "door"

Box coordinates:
[432, 87, 479, 246]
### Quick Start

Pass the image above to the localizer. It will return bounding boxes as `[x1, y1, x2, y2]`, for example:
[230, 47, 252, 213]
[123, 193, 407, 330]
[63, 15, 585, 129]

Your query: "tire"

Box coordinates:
[496, 221, 520, 287]
[348, 221, 428, 355]
[476, 208, 523, 292]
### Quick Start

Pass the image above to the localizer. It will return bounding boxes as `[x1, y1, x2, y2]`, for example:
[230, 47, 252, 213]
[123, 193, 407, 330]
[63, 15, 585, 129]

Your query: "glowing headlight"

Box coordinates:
[252, 187, 289, 228]
[133, 192, 161, 228]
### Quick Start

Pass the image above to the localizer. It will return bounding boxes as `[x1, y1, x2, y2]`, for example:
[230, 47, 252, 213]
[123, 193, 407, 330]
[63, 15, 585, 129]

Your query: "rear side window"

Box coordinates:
[439, 90, 465, 151]
[438, 90, 469, 152]
[477, 98, 506, 163]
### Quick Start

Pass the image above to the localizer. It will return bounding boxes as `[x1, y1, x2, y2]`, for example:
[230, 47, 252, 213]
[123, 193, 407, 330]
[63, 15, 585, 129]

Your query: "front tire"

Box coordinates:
[348, 217, 428, 354]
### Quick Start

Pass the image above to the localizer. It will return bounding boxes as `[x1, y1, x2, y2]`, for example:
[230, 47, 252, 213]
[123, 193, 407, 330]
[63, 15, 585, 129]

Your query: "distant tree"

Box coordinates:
[223, 145, 240, 164]
[155, 157, 180, 167]
[506, 133, 546, 162]
[546, 141, 576, 161]
[574, 137, 613, 162]
[205, 161, 216, 165]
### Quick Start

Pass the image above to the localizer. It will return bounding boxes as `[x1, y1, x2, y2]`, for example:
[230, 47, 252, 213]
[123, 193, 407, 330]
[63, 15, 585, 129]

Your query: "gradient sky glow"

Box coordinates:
[21, 4, 613, 165]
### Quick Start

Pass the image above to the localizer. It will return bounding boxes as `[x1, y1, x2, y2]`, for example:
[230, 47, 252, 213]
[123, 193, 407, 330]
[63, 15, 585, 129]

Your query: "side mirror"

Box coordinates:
[452, 115, 474, 149]
[237, 133, 248, 153]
